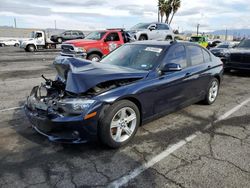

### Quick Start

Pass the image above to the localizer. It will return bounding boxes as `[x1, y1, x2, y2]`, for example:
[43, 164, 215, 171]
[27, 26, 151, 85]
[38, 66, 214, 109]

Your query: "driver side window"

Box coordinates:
[35, 33, 42, 38]
[166, 46, 187, 69]
[106, 32, 120, 42]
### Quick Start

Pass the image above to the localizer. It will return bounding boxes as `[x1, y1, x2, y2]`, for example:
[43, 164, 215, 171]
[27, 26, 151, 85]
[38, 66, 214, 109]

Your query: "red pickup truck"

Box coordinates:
[61, 29, 133, 61]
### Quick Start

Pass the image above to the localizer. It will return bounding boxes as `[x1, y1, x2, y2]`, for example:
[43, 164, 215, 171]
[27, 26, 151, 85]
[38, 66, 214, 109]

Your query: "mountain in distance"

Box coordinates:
[182, 28, 250, 37]
[210, 29, 250, 37]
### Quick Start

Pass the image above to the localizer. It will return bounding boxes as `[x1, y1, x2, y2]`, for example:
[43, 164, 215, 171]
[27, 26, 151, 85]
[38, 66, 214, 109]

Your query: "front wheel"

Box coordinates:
[26, 44, 35, 52]
[14, 43, 19, 47]
[203, 78, 219, 105]
[98, 100, 140, 148]
[88, 54, 101, 62]
[138, 35, 147, 40]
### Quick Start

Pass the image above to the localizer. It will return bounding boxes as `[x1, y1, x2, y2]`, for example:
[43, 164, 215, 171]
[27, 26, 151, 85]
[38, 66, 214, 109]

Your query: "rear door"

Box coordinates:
[156, 24, 170, 40]
[186, 45, 212, 98]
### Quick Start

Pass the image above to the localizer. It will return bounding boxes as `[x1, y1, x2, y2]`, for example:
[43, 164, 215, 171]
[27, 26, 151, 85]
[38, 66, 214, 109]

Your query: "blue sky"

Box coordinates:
[0, 0, 249, 32]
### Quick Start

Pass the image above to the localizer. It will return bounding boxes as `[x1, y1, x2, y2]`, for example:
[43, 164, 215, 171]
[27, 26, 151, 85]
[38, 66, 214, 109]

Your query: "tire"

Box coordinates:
[57, 38, 63, 43]
[26, 44, 35, 52]
[88, 54, 101, 62]
[0, 43, 6, 47]
[14, 43, 19, 47]
[224, 68, 231, 73]
[165, 36, 173, 41]
[138, 35, 147, 41]
[98, 100, 140, 148]
[203, 78, 219, 105]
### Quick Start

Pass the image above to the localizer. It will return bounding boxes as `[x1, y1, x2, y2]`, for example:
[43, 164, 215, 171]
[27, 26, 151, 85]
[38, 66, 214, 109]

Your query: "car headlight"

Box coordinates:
[57, 98, 96, 115]
[75, 47, 86, 53]
[221, 49, 230, 57]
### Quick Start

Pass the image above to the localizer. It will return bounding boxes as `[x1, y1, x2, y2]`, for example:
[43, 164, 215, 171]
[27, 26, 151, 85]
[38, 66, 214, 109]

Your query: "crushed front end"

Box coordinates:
[25, 78, 102, 143]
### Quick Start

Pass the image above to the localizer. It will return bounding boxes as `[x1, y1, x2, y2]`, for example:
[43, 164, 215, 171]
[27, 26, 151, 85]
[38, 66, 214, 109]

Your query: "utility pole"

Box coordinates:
[158, 5, 160, 22]
[54, 20, 57, 30]
[225, 28, 228, 41]
[197, 24, 200, 36]
[14, 18, 16, 28]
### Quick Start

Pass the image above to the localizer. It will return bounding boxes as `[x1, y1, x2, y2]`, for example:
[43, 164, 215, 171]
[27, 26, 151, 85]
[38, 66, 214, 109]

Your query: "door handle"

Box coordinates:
[185, 72, 191, 76]
[207, 65, 211, 68]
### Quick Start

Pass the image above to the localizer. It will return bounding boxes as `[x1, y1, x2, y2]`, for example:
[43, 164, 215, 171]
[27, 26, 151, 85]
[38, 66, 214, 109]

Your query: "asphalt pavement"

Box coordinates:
[0, 46, 249, 188]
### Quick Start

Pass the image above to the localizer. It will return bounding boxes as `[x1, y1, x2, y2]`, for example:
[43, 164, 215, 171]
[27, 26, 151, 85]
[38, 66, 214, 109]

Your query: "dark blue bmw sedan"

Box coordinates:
[25, 41, 223, 148]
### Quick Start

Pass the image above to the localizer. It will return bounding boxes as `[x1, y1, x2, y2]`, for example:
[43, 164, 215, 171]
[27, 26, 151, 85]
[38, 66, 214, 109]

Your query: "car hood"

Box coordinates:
[63, 39, 98, 45]
[53, 57, 147, 94]
[227, 48, 250, 54]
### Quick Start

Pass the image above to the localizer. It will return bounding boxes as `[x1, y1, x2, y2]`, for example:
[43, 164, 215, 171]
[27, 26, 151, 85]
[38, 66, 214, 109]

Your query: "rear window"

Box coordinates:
[237, 39, 250, 48]
[187, 45, 204, 65]
[202, 49, 211, 63]
[157, 24, 169, 30]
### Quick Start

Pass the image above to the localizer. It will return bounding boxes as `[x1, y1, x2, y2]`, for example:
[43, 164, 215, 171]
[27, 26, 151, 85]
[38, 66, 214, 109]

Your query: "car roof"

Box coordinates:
[130, 40, 198, 47]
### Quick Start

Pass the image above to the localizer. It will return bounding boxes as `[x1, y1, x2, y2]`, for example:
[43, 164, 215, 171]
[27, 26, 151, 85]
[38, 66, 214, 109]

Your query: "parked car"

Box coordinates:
[221, 38, 250, 71]
[190, 36, 209, 48]
[208, 39, 222, 48]
[20, 30, 56, 52]
[0, 39, 20, 47]
[210, 42, 236, 58]
[61, 29, 134, 61]
[25, 41, 223, 148]
[50, 30, 85, 43]
[129, 22, 174, 41]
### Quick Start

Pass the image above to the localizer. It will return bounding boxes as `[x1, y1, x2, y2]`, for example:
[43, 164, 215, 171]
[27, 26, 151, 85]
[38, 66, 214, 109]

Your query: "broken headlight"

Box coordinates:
[57, 98, 96, 115]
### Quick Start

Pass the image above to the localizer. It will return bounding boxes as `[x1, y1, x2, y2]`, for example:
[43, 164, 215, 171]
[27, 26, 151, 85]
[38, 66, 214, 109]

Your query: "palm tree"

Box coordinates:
[169, 0, 181, 25]
[158, 0, 165, 22]
[163, 0, 173, 24]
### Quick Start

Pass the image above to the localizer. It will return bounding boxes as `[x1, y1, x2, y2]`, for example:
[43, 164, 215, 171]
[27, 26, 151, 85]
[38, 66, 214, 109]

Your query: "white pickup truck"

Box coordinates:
[20, 30, 57, 52]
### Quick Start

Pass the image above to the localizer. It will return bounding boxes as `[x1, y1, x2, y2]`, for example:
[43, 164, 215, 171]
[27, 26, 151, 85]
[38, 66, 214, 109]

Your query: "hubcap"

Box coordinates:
[110, 107, 137, 143]
[91, 57, 100, 62]
[209, 81, 218, 102]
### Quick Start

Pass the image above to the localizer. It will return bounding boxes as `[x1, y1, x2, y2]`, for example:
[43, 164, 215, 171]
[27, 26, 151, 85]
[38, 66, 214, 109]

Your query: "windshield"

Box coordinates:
[100, 44, 164, 71]
[30, 32, 35, 38]
[237, 39, 250, 48]
[190, 37, 202, 42]
[217, 44, 229, 48]
[131, 23, 151, 30]
[85, 31, 106, 40]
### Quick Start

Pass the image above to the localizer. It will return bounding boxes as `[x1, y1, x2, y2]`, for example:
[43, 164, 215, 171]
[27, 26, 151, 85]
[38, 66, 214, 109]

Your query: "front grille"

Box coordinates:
[61, 44, 75, 54]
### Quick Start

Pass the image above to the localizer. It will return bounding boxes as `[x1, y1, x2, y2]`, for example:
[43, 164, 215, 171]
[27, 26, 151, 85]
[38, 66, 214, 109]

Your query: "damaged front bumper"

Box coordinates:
[24, 87, 102, 144]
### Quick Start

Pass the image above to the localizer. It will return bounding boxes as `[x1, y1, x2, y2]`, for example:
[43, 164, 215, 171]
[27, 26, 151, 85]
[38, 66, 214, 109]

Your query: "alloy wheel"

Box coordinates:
[110, 107, 137, 143]
[209, 80, 218, 103]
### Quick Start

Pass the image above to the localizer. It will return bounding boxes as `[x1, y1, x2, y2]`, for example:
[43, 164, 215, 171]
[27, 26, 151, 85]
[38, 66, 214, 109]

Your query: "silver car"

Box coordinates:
[129, 22, 174, 41]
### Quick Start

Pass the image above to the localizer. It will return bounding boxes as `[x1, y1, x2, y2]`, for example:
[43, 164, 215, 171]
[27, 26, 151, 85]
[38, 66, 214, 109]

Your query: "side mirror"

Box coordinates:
[148, 25, 156, 31]
[161, 63, 182, 72]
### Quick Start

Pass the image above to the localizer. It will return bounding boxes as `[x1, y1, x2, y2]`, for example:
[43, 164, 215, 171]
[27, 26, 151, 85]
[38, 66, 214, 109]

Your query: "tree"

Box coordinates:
[158, 0, 165, 22]
[163, 0, 173, 24]
[169, 0, 181, 25]
[158, 0, 181, 25]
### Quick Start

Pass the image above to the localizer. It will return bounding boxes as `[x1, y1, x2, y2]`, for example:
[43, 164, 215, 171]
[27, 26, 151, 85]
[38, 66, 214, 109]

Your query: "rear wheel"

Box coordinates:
[165, 36, 173, 41]
[98, 100, 140, 148]
[203, 78, 219, 105]
[88, 54, 101, 62]
[14, 43, 19, 47]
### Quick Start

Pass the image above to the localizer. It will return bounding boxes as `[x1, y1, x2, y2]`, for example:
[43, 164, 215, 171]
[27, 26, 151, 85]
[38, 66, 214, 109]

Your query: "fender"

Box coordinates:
[87, 48, 103, 55]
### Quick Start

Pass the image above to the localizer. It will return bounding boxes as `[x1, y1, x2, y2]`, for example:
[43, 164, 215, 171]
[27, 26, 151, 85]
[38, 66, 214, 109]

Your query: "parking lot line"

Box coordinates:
[0, 106, 24, 113]
[108, 97, 250, 188]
